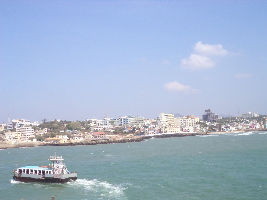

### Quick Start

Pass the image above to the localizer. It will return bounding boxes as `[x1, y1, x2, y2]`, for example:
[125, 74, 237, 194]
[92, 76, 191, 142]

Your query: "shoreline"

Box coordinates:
[206, 129, 267, 135]
[0, 133, 197, 150]
[1, 129, 266, 150]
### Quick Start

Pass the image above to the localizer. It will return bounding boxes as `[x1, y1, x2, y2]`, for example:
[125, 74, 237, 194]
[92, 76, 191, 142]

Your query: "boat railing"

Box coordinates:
[49, 155, 64, 161]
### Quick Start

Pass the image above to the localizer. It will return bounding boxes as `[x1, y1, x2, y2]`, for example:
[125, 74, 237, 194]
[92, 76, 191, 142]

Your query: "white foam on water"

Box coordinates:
[237, 132, 255, 136]
[258, 132, 267, 135]
[197, 135, 219, 137]
[10, 179, 23, 184]
[68, 178, 126, 198]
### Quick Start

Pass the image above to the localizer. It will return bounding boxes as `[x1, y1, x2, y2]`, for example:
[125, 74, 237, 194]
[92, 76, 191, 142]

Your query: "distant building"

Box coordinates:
[7, 119, 32, 130]
[16, 126, 35, 141]
[116, 116, 145, 127]
[175, 115, 199, 128]
[159, 113, 182, 133]
[242, 112, 259, 118]
[0, 124, 6, 132]
[92, 132, 107, 140]
[202, 109, 218, 122]
[159, 113, 175, 126]
[161, 125, 180, 134]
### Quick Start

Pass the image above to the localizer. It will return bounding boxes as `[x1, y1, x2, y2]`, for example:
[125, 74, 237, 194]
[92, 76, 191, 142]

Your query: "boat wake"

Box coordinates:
[10, 179, 24, 184]
[11, 178, 127, 198]
[67, 178, 127, 198]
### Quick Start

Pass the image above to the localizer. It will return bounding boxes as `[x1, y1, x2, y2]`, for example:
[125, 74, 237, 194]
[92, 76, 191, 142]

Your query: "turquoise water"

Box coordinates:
[1, 132, 267, 200]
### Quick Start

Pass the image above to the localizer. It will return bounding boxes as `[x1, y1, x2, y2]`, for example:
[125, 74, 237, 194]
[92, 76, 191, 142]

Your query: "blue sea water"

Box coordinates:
[1, 132, 267, 200]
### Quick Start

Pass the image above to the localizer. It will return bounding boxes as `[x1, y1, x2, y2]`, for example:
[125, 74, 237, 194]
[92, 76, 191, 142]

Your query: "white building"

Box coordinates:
[16, 126, 35, 141]
[7, 119, 32, 130]
[161, 125, 180, 134]
[0, 124, 6, 132]
[175, 116, 199, 128]
[242, 112, 259, 118]
[159, 113, 175, 127]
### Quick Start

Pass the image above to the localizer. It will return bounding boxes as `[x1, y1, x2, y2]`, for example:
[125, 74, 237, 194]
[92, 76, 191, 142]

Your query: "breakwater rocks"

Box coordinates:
[45, 134, 198, 147]
[44, 133, 198, 147]
[42, 137, 145, 147]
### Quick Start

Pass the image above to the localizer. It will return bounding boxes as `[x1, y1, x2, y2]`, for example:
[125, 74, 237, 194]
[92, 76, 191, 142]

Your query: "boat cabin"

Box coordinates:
[17, 166, 53, 176]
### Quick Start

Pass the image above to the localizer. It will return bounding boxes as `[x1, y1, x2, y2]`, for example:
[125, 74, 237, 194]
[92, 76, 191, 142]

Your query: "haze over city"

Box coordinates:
[1, 0, 267, 122]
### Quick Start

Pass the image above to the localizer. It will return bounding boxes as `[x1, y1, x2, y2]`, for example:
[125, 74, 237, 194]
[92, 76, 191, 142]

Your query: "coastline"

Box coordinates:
[0, 133, 197, 150]
[1, 129, 266, 150]
[206, 129, 267, 135]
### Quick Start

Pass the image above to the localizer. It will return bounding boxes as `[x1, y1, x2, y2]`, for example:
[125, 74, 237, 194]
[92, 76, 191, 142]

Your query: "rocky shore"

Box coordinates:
[0, 141, 43, 150]
[0, 133, 198, 150]
[1, 130, 266, 150]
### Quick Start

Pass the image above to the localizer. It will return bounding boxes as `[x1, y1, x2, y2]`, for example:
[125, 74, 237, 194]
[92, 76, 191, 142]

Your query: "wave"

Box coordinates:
[10, 179, 23, 184]
[258, 132, 267, 135]
[197, 135, 219, 137]
[237, 132, 255, 136]
[68, 178, 126, 198]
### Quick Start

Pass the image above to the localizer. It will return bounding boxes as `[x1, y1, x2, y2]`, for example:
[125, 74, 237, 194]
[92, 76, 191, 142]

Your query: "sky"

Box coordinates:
[1, 0, 267, 122]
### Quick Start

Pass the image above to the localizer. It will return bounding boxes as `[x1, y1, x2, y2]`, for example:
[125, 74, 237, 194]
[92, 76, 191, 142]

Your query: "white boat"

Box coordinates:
[13, 154, 77, 183]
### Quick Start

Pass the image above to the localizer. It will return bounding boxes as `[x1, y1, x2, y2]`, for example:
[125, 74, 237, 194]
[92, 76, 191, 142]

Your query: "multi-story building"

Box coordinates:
[159, 113, 175, 127]
[129, 117, 145, 127]
[202, 109, 218, 122]
[116, 116, 144, 127]
[176, 116, 199, 128]
[159, 113, 181, 133]
[242, 112, 259, 118]
[173, 115, 199, 133]
[0, 124, 6, 132]
[117, 116, 133, 126]
[161, 125, 180, 133]
[16, 126, 35, 141]
[7, 119, 32, 130]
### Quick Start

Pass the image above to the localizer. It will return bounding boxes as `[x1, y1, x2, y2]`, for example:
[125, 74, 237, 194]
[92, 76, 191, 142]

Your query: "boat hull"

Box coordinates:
[13, 175, 77, 183]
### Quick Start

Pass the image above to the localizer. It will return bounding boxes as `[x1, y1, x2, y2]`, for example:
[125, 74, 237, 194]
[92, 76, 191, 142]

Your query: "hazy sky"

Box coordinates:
[1, 0, 267, 122]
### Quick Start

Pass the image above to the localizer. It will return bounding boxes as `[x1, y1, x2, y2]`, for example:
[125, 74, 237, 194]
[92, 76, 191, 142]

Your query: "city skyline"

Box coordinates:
[1, 110, 263, 124]
[1, 1, 267, 122]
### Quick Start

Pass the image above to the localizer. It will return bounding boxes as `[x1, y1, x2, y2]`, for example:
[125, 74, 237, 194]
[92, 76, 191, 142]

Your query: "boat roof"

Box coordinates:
[18, 166, 52, 170]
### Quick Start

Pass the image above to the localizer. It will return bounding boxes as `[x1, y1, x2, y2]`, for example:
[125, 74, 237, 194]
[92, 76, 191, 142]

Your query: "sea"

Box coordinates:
[1, 131, 267, 200]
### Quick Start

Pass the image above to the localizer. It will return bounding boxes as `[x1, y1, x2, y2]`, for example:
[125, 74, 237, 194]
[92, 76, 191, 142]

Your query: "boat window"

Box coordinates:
[23, 169, 25, 173]
[42, 170, 45, 175]
[34, 170, 37, 174]
[49, 171, 52, 174]
[26, 169, 29, 174]
[19, 169, 22, 173]
[38, 170, 41, 175]
[30, 169, 33, 174]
